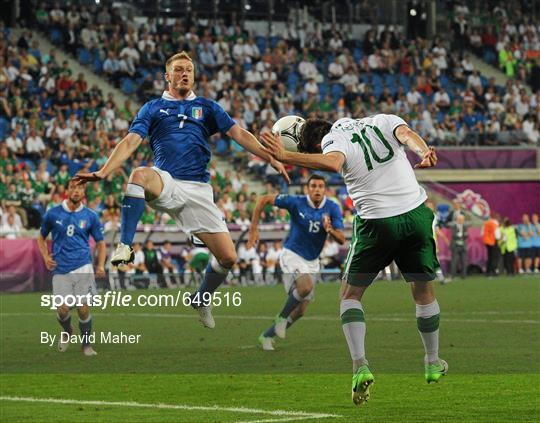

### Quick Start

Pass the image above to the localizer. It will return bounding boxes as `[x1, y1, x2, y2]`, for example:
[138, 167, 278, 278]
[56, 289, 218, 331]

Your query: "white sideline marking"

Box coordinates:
[0, 396, 340, 422]
[236, 418, 322, 423]
[1, 312, 539, 324]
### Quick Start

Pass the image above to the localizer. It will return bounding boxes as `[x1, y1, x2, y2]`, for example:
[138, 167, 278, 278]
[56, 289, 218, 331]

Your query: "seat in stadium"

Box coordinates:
[121, 78, 135, 95]
[78, 48, 91, 65]
[255, 36, 266, 54]
[318, 82, 328, 99]
[0, 117, 8, 140]
[50, 28, 63, 45]
[353, 48, 363, 62]
[269, 36, 280, 48]
[93, 57, 102, 73]
[331, 83, 344, 102]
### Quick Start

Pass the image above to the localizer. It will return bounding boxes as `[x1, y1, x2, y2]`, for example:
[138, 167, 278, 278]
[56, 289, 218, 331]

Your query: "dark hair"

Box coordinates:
[307, 174, 326, 186]
[299, 118, 332, 153]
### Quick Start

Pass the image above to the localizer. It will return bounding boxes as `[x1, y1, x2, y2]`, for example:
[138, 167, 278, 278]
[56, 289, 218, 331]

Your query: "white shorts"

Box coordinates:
[279, 248, 320, 301]
[149, 167, 228, 236]
[52, 263, 96, 304]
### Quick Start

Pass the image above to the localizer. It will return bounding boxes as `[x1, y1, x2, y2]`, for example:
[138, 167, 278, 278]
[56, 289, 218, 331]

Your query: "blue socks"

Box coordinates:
[120, 183, 146, 245]
[195, 257, 230, 307]
[79, 315, 93, 347]
[278, 288, 302, 318]
[263, 316, 295, 338]
[57, 313, 71, 333]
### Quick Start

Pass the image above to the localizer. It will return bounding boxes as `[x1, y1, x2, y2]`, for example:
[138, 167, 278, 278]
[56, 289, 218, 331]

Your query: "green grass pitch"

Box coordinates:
[1, 276, 539, 422]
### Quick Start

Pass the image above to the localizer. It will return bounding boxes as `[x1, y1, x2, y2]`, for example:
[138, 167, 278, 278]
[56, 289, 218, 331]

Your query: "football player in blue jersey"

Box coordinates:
[247, 174, 345, 350]
[37, 179, 106, 356]
[75, 51, 289, 329]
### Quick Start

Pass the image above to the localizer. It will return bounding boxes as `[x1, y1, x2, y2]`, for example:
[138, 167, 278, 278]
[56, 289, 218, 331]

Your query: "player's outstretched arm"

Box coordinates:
[73, 132, 143, 183]
[247, 194, 277, 249]
[95, 240, 107, 278]
[37, 234, 56, 271]
[260, 132, 345, 173]
[394, 125, 438, 168]
[227, 124, 291, 184]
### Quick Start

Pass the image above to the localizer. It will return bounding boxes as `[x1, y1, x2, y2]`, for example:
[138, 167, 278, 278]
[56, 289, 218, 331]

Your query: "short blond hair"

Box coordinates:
[165, 51, 193, 71]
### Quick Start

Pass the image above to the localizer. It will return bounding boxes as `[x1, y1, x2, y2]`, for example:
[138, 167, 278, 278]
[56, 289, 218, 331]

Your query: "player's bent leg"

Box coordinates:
[56, 304, 73, 353]
[259, 300, 309, 351]
[112, 167, 164, 266]
[340, 283, 374, 405]
[411, 281, 447, 383]
[77, 304, 97, 356]
[274, 274, 313, 339]
[190, 232, 236, 329]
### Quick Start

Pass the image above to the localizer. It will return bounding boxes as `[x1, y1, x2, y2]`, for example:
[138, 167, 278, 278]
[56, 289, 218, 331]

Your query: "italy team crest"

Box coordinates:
[78, 220, 87, 229]
[192, 107, 203, 119]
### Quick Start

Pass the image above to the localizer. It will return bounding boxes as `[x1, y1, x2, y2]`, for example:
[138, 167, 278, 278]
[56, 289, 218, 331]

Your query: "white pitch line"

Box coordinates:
[236, 417, 325, 423]
[0, 396, 340, 421]
[2, 311, 538, 324]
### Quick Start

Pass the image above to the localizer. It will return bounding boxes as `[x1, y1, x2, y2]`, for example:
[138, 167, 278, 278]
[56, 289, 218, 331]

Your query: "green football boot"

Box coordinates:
[351, 364, 374, 405]
[425, 359, 448, 383]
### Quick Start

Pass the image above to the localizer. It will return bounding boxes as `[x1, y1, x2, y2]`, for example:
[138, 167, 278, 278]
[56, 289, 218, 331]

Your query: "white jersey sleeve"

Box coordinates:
[325, 115, 426, 219]
[383, 114, 408, 142]
[321, 131, 351, 157]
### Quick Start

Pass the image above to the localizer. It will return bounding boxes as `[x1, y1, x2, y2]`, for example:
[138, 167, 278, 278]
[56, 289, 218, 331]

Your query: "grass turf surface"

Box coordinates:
[1, 276, 539, 422]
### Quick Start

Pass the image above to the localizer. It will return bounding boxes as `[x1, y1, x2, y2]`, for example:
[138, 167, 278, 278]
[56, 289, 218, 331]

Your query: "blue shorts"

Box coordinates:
[518, 248, 533, 259]
[533, 247, 540, 258]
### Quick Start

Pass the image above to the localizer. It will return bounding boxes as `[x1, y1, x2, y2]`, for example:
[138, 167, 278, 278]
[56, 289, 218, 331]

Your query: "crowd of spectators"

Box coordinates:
[1, 3, 538, 260]
[446, 0, 540, 90]
[34, 1, 540, 152]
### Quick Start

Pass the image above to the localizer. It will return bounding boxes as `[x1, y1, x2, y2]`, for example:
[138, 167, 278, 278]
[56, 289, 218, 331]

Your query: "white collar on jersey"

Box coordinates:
[62, 200, 84, 213]
[162, 91, 197, 101]
[307, 196, 327, 209]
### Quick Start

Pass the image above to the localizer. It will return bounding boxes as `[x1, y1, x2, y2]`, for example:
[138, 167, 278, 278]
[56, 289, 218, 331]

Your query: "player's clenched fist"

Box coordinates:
[44, 255, 57, 271]
[415, 147, 438, 169]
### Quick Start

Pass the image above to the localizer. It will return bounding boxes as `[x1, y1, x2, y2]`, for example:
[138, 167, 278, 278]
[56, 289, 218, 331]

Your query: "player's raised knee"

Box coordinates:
[129, 167, 151, 186]
[217, 253, 237, 270]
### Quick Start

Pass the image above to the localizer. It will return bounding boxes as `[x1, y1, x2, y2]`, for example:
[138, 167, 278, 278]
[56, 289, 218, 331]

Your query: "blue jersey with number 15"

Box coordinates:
[275, 195, 344, 261]
[40, 202, 104, 275]
[128, 92, 236, 183]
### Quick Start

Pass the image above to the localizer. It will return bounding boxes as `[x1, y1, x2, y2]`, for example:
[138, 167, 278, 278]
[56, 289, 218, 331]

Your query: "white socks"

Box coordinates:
[416, 300, 440, 364]
[340, 299, 367, 372]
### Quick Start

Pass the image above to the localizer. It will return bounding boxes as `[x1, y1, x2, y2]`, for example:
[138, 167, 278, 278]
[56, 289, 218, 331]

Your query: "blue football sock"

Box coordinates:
[57, 313, 71, 333]
[120, 183, 146, 246]
[278, 289, 302, 318]
[195, 257, 230, 307]
[263, 324, 276, 338]
[263, 316, 296, 338]
[79, 315, 93, 347]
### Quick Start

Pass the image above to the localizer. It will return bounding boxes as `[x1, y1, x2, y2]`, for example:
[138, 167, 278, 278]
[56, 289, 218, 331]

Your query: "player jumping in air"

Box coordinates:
[37, 179, 106, 356]
[261, 114, 447, 405]
[247, 174, 345, 350]
[75, 51, 289, 328]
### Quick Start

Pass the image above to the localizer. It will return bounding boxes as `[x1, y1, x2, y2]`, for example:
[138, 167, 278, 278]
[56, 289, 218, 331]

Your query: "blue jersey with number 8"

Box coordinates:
[40, 202, 103, 275]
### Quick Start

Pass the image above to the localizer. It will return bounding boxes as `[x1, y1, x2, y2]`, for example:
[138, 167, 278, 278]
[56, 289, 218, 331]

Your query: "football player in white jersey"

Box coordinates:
[261, 114, 447, 405]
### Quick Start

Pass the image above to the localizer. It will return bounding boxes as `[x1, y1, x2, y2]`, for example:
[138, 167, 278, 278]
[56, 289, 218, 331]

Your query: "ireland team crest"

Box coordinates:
[192, 107, 203, 119]
[78, 220, 87, 229]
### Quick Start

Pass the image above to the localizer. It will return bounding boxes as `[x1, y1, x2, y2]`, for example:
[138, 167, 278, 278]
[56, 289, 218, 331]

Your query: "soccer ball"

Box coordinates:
[272, 115, 305, 152]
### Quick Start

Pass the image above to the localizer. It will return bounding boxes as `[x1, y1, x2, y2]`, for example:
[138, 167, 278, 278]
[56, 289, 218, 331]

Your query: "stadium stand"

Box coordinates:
[1, 1, 539, 283]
